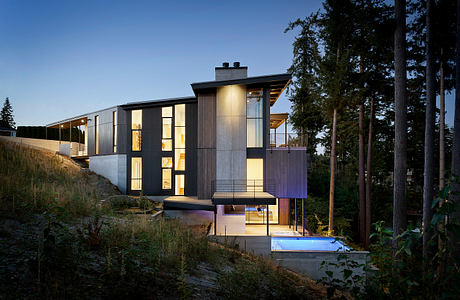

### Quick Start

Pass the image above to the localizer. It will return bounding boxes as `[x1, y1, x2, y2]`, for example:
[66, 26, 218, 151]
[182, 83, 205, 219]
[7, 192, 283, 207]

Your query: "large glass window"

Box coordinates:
[175, 174, 185, 195]
[131, 110, 142, 151]
[113, 111, 117, 153]
[131, 157, 142, 191]
[162, 169, 172, 189]
[95, 115, 99, 154]
[174, 104, 185, 171]
[162, 107, 172, 151]
[247, 158, 263, 191]
[247, 89, 263, 148]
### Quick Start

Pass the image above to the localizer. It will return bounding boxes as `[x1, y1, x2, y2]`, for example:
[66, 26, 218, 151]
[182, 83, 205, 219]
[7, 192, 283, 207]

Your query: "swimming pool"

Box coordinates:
[271, 236, 350, 252]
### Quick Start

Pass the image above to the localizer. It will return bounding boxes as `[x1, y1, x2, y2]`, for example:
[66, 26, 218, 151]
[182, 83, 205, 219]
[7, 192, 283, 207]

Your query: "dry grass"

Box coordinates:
[0, 141, 114, 218]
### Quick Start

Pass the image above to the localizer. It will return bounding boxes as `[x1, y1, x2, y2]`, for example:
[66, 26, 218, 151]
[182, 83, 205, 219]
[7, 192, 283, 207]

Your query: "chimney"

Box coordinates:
[215, 61, 248, 81]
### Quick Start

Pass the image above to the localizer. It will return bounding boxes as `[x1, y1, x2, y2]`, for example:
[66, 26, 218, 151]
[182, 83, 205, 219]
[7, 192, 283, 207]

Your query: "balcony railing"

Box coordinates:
[211, 179, 277, 205]
[269, 132, 306, 148]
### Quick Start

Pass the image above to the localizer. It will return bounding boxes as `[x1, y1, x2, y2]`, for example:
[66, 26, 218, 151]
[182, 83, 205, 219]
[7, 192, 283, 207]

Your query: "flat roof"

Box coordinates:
[191, 73, 291, 106]
[120, 96, 197, 109]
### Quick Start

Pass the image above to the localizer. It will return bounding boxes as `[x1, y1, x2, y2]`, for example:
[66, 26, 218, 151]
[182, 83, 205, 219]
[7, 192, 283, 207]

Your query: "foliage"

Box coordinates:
[0, 97, 15, 129]
[16, 126, 85, 142]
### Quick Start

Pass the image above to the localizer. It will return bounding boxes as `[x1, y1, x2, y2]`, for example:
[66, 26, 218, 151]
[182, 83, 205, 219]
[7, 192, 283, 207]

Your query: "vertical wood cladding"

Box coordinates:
[279, 198, 290, 225]
[266, 149, 308, 198]
[197, 92, 216, 199]
[86, 107, 118, 156]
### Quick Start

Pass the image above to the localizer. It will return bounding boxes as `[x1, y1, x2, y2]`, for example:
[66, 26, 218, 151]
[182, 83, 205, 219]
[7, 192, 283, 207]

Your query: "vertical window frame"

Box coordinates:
[94, 115, 99, 154]
[113, 111, 117, 153]
[131, 110, 142, 152]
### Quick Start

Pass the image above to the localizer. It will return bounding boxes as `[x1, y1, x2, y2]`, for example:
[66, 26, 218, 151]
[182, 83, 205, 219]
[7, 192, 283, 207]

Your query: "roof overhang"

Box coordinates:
[191, 73, 291, 106]
[47, 115, 89, 129]
[120, 96, 197, 110]
[270, 113, 289, 129]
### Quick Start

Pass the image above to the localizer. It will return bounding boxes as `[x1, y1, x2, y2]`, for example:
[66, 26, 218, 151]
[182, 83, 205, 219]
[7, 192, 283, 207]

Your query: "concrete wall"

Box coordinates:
[272, 251, 369, 281]
[210, 235, 271, 256]
[59, 142, 83, 157]
[215, 205, 245, 235]
[216, 85, 246, 190]
[0, 136, 64, 153]
[89, 154, 127, 193]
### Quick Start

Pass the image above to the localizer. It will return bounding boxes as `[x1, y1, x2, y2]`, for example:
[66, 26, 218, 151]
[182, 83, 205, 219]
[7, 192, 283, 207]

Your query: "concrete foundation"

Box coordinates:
[164, 210, 214, 226]
[89, 154, 127, 193]
[209, 235, 271, 256]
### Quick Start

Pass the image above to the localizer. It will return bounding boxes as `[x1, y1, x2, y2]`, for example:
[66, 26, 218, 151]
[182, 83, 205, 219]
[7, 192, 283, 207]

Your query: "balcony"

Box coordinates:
[211, 180, 277, 205]
[270, 113, 305, 148]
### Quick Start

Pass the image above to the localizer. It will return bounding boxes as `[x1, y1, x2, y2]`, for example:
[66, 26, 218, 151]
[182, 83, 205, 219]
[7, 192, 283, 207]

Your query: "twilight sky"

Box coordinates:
[0, 0, 455, 129]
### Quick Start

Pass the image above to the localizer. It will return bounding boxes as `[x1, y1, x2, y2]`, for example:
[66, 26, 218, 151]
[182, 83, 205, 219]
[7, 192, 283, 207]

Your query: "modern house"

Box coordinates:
[46, 62, 308, 235]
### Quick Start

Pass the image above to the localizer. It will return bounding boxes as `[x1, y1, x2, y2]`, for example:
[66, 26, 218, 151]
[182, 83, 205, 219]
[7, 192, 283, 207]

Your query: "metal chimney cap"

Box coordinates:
[233, 62, 240, 68]
[222, 62, 230, 68]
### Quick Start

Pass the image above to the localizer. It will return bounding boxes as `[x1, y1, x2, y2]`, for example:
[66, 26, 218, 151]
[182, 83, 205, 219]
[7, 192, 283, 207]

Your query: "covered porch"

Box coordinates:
[46, 115, 88, 158]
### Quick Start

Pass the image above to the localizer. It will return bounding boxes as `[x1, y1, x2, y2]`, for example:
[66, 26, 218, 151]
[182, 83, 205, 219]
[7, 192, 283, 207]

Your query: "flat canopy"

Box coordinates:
[191, 73, 291, 106]
[163, 196, 214, 211]
[212, 191, 276, 205]
[270, 113, 289, 129]
[47, 116, 88, 129]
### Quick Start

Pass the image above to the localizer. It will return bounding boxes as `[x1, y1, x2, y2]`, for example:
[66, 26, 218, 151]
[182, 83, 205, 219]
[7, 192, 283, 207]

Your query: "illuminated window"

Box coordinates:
[131, 110, 142, 151]
[162, 169, 171, 189]
[162, 157, 173, 168]
[175, 127, 185, 148]
[247, 89, 263, 148]
[113, 111, 117, 153]
[175, 104, 185, 126]
[247, 158, 263, 191]
[162, 106, 172, 118]
[131, 157, 142, 191]
[174, 104, 185, 171]
[162, 139, 172, 151]
[95, 115, 99, 154]
[175, 174, 185, 195]
[162, 118, 172, 139]
[175, 149, 185, 171]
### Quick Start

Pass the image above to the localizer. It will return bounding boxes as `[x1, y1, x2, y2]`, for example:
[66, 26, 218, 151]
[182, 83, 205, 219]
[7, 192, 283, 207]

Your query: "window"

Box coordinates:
[247, 89, 263, 148]
[174, 104, 185, 170]
[175, 174, 185, 195]
[162, 107, 172, 151]
[162, 169, 172, 189]
[131, 110, 142, 151]
[94, 115, 99, 154]
[113, 111, 117, 153]
[162, 157, 173, 168]
[247, 158, 263, 191]
[131, 157, 142, 191]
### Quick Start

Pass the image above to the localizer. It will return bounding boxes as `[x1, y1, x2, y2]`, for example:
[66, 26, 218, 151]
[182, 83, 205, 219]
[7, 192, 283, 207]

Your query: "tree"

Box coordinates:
[423, 0, 435, 258]
[393, 0, 408, 248]
[0, 97, 15, 129]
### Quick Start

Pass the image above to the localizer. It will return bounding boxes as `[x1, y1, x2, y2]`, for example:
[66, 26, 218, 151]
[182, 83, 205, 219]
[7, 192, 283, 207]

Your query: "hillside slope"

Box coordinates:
[0, 141, 330, 299]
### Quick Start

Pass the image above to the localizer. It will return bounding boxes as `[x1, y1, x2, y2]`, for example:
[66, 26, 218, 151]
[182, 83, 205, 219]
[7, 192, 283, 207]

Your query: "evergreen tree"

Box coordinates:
[0, 97, 15, 129]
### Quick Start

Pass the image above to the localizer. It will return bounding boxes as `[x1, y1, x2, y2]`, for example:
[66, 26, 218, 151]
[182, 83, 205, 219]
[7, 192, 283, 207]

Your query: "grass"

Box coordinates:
[0, 140, 327, 299]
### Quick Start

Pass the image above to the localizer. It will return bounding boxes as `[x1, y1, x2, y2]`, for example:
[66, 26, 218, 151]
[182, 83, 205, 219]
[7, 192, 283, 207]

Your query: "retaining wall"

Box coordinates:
[0, 136, 64, 153]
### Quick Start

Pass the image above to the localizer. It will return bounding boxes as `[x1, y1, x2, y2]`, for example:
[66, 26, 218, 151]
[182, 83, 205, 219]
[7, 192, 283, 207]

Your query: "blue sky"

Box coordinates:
[0, 0, 455, 129]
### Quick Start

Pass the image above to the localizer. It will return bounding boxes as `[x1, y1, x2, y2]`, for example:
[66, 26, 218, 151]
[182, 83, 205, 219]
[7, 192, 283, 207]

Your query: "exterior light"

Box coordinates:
[60, 125, 64, 128]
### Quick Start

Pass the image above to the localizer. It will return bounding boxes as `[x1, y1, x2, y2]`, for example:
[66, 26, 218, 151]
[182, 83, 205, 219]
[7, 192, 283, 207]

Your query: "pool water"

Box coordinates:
[271, 237, 350, 252]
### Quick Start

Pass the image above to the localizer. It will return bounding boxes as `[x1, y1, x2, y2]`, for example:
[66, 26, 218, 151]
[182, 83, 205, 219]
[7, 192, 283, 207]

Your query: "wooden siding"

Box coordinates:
[197, 92, 216, 199]
[266, 149, 308, 198]
[279, 198, 290, 225]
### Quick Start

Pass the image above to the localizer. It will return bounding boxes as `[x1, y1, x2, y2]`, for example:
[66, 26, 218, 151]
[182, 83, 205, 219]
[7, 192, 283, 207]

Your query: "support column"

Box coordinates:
[69, 121, 72, 155]
[302, 198, 305, 236]
[59, 125, 61, 144]
[295, 198, 297, 231]
[266, 204, 269, 236]
[285, 121, 287, 145]
[214, 206, 217, 235]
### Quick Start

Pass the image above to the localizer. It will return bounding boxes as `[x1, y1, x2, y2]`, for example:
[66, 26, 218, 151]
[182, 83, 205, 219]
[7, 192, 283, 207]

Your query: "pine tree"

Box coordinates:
[0, 97, 15, 129]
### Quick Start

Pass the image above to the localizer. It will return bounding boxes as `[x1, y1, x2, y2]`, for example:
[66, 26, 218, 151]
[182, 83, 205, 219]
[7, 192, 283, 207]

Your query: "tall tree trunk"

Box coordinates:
[359, 103, 366, 245]
[365, 98, 374, 250]
[393, 0, 408, 249]
[359, 59, 366, 246]
[451, 0, 460, 254]
[328, 108, 337, 235]
[423, 0, 436, 258]
[439, 50, 446, 192]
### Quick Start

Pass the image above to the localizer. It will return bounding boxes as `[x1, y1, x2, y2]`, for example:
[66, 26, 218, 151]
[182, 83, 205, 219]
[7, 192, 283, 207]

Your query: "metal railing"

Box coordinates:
[211, 179, 276, 199]
[269, 132, 306, 148]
